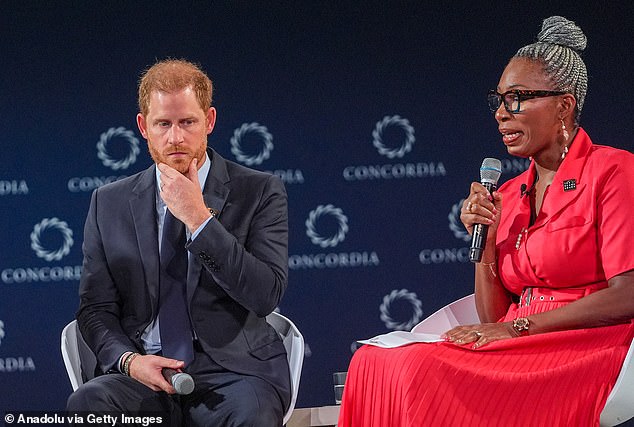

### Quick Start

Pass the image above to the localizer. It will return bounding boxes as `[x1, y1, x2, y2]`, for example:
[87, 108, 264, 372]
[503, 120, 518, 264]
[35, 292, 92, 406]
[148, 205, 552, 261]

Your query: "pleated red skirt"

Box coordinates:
[338, 300, 634, 427]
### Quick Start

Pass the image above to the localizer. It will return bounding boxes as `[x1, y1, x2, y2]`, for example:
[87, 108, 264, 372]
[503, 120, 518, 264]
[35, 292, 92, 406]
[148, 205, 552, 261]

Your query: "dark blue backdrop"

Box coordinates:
[1, 0, 633, 413]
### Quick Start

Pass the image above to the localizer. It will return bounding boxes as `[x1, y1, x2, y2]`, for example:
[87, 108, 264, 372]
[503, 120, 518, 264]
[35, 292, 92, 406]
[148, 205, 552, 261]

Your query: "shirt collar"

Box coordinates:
[521, 127, 591, 192]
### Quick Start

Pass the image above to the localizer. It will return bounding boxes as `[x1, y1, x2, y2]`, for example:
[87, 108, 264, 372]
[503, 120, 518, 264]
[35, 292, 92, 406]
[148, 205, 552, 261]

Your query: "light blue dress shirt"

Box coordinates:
[140, 154, 212, 355]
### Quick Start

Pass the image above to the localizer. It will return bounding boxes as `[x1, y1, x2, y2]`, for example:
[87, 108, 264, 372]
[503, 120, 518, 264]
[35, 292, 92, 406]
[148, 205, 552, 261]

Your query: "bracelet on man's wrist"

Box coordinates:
[122, 352, 139, 376]
[119, 351, 133, 373]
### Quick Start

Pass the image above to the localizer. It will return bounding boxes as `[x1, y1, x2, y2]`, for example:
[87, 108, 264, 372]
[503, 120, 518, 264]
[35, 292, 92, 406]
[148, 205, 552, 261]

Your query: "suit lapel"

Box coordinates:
[187, 149, 231, 304]
[534, 129, 591, 227]
[130, 165, 161, 314]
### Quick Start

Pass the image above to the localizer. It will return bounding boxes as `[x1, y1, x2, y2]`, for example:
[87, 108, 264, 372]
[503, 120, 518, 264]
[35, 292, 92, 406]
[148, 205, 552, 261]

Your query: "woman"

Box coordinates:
[338, 16, 634, 427]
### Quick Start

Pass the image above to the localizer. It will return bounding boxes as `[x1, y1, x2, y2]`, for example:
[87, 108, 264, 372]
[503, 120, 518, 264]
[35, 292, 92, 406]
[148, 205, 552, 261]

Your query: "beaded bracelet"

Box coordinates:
[123, 352, 139, 376]
[119, 351, 133, 373]
[481, 261, 497, 278]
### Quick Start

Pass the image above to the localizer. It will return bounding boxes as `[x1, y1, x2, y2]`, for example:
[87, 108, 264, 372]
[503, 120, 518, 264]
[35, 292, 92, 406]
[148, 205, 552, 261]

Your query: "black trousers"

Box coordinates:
[66, 349, 288, 427]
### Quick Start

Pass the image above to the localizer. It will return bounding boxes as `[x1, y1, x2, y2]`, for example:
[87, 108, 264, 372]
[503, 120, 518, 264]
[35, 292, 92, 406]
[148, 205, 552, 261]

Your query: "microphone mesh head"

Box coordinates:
[173, 373, 195, 395]
[480, 158, 502, 185]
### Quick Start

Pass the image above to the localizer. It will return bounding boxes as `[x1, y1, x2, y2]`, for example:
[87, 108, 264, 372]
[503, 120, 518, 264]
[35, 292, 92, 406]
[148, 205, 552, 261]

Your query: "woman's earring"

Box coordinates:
[561, 119, 569, 142]
[560, 120, 569, 160]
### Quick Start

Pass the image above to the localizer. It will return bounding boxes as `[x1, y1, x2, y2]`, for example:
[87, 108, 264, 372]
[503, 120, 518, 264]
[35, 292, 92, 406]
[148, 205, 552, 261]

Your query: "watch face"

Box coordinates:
[514, 318, 529, 331]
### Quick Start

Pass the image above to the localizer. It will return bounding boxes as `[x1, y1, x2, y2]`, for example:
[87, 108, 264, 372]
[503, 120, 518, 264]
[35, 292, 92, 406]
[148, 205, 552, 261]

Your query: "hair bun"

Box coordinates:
[537, 16, 587, 53]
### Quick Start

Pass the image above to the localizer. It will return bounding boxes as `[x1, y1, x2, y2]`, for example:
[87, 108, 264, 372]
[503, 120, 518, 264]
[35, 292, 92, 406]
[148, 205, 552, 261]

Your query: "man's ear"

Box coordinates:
[137, 113, 148, 139]
[206, 107, 217, 135]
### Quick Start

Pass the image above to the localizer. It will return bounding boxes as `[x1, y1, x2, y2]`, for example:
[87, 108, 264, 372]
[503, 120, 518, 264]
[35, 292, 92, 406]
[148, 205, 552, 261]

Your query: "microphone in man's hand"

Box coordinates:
[162, 368, 195, 395]
[469, 158, 502, 263]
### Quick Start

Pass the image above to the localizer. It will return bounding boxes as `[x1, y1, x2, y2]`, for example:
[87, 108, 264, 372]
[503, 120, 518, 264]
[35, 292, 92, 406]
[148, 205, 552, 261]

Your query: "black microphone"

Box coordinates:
[469, 158, 502, 263]
[162, 368, 195, 395]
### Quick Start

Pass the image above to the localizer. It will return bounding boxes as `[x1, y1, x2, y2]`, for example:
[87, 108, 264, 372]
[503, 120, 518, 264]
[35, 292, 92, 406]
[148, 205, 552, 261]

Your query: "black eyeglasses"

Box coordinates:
[487, 89, 568, 113]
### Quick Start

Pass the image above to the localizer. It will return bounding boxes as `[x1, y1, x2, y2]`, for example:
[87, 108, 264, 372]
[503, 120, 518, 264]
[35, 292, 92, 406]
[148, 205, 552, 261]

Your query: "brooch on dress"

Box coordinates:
[563, 179, 577, 192]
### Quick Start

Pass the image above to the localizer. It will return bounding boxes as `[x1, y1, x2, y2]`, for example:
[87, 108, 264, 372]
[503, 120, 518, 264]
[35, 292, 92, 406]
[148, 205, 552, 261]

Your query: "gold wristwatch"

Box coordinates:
[512, 317, 530, 336]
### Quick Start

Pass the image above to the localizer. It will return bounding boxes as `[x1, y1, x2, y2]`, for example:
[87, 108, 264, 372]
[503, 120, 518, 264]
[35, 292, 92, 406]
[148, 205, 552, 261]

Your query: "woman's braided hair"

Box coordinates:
[515, 16, 588, 124]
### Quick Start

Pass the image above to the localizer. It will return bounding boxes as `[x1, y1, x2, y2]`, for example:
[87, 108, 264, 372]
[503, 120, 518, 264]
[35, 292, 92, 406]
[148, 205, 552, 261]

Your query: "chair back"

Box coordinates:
[60, 320, 97, 391]
[266, 311, 305, 425]
[600, 334, 634, 426]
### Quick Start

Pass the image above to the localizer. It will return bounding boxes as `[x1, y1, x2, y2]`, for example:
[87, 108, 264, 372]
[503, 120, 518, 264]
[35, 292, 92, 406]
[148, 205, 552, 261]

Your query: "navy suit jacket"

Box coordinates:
[76, 148, 290, 402]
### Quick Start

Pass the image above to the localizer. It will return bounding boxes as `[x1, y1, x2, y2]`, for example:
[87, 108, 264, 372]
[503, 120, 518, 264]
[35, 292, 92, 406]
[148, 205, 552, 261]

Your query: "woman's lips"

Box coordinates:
[502, 131, 522, 145]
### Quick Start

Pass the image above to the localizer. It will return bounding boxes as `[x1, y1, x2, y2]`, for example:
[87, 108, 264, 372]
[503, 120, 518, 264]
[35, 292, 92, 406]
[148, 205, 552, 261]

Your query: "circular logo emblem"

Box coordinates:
[305, 204, 349, 248]
[449, 198, 471, 242]
[372, 115, 415, 159]
[230, 122, 274, 166]
[380, 288, 424, 331]
[30, 218, 74, 262]
[97, 127, 140, 171]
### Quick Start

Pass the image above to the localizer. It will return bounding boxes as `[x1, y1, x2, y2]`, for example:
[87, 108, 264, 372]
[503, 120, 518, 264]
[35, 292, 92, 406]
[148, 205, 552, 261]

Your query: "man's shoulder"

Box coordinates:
[214, 151, 281, 187]
[94, 166, 153, 195]
[227, 161, 274, 181]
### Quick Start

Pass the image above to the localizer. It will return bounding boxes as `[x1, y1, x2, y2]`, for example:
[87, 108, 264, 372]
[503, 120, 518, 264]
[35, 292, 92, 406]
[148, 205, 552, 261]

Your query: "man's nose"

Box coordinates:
[168, 125, 184, 144]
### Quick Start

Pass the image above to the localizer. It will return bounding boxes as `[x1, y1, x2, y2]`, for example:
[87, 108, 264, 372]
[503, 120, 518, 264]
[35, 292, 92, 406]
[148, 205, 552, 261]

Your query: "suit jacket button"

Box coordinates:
[135, 330, 140, 338]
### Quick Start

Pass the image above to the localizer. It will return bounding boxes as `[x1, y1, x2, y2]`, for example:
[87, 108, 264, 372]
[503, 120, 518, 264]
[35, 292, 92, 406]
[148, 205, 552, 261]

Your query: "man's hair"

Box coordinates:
[138, 59, 213, 116]
[514, 16, 588, 125]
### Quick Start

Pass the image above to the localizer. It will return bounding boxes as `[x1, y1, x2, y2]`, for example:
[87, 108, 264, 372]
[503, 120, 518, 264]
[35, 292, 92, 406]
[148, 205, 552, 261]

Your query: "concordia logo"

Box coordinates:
[343, 115, 447, 181]
[379, 289, 424, 331]
[288, 204, 380, 270]
[305, 204, 348, 248]
[230, 122, 304, 184]
[0, 321, 36, 373]
[30, 217, 74, 262]
[97, 127, 140, 170]
[419, 198, 471, 265]
[372, 115, 415, 159]
[0, 179, 29, 196]
[68, 127, 138, 192]
[1, 218, 82, 284]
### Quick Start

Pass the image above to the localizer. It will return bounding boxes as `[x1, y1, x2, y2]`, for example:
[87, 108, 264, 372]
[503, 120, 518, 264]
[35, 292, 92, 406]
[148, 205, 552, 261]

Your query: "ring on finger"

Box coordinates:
[469, 202, 477, 213]
[473, 331, 482, 337]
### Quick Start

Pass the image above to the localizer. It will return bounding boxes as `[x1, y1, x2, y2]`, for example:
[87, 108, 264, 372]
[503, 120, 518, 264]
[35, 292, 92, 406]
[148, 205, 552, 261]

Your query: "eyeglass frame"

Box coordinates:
[487, 89, 568, 114]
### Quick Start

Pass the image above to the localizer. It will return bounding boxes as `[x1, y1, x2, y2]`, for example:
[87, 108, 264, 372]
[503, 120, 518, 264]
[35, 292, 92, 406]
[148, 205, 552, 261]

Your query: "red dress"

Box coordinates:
[338, 129, 634, 427]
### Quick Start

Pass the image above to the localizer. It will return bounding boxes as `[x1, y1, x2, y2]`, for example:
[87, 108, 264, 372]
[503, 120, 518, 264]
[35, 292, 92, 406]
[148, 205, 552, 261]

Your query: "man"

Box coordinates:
[67, 59, 291, 426]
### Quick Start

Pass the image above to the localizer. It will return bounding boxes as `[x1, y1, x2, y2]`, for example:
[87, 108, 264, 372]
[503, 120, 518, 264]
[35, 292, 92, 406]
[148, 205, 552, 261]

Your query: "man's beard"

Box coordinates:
[148, 142, 206, 174]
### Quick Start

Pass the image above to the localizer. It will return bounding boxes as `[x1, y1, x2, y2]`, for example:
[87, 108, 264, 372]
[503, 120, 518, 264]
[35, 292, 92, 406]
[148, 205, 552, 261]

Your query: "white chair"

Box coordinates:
[266, 312, 305, 425]
[60, 319, 97, 390]
[61, 312, 305, 425]
[410, 294, 634, 427]
[599, 334, 634, 427]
